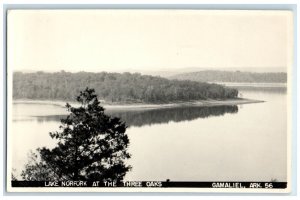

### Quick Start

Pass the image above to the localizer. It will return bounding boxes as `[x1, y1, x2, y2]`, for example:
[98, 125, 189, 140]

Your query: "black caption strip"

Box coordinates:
[12, 181, 287, 189]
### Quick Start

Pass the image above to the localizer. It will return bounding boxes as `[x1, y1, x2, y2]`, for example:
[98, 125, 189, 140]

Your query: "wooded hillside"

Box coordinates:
[13, 71, 238, 103]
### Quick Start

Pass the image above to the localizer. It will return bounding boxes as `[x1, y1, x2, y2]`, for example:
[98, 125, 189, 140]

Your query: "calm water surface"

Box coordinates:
[11, 88, 287, 181]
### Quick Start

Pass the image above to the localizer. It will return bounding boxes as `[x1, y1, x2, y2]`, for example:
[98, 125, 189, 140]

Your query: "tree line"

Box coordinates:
[13, 71, 238, 103]
[170, 70, 287, 83]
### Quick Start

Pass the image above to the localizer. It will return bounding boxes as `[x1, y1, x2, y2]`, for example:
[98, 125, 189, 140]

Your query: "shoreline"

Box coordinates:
[13, 98, 264, 111]
[210, 82, 287, 88]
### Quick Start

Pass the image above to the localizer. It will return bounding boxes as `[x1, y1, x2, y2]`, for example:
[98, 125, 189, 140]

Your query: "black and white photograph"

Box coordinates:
[6, 9, 294, 192]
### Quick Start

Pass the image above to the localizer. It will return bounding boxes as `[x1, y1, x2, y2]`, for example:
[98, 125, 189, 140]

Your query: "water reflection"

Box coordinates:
[30, 105, 238, 127]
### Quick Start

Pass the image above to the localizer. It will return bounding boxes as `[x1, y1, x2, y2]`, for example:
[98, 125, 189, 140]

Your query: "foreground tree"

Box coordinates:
[21, 151, 58, 181]
[22, 88, 131, 181]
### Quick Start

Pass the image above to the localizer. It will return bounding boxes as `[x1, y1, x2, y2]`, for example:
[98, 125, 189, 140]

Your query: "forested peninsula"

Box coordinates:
[13, 71, 238, 104]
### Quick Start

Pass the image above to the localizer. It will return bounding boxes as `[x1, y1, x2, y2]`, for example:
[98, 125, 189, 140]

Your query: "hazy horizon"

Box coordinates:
[13, 66, 287, 78]
[8, 10, 293, 74]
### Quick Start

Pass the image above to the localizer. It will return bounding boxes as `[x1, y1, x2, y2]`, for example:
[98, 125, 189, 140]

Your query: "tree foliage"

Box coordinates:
[21, 88, 131, 181]
[21, 151, 58, 181]
[13, 71, 238, 103]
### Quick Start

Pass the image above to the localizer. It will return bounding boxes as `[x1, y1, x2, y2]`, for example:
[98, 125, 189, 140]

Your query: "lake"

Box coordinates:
[10, 88, 287, 182]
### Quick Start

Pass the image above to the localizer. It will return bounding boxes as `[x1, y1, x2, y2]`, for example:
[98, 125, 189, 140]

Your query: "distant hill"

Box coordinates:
[111, 67, 287, 78]
[13, 71, 238, 103]
[15, 67, 286, 78]
[169, 70, 287, 83]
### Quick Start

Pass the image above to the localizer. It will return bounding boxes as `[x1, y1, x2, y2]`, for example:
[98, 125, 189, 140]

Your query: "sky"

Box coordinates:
[7, 10, 293, 72]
